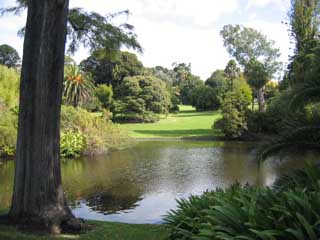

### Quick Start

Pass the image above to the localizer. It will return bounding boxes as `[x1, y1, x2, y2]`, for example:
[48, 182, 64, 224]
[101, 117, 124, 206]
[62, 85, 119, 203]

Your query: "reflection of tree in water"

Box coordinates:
[85, 190, 143, 214]
[0, 160, 14, 208]
[68, 182, 143, 214]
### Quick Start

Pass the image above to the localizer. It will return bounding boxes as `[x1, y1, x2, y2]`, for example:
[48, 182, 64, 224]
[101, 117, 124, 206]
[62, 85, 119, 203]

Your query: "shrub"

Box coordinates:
[95, 84, 113, 109]
[113, 111, 159, 123]
[0, 64, 19, 108]
[60, 130, 86, 158]
[60, 105, 129, 155]
[165, 164, 320, 240]
[0, 108, 17, 158]
[190, 85, 220, 111]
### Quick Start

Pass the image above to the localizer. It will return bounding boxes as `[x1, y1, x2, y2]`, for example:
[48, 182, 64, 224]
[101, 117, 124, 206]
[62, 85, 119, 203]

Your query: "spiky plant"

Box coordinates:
[63, 64, 95, 107]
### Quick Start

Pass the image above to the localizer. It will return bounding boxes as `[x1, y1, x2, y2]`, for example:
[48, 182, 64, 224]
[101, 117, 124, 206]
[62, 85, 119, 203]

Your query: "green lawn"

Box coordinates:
[121, 105, 222, 139]
[0, 222, 168, 240]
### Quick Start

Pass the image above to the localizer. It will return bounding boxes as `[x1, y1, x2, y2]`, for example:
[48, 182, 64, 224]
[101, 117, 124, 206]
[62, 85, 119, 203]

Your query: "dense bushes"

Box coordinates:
[112, 75, 171, 122]
[60, 105, 129, 156]
[0, 106, 129, 159]
[190, 85, 220, 111]
[166, 164, 320, 240]
[60, 130, 86, 158]
[0, 108, 17, 157]
[0, 65, 19, 108]
[214, 78, 252, 138]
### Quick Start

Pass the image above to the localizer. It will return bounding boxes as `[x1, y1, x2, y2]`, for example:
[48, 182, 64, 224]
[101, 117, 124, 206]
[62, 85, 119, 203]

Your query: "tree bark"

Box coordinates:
[9, 0, 83, 233]
[257, 87, 265, 112]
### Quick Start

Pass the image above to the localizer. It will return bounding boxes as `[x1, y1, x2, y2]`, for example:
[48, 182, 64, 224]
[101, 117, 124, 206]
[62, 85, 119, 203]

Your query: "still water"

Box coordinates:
[0, 141, 319, 223]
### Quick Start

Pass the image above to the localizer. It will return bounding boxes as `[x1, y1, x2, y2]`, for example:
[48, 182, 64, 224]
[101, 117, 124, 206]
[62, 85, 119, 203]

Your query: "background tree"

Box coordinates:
[245, 60, 270, 112]
[287, 0, 319, 86]
[63, 64, 95, 107]
[220, 24, 281, 112]
[224, 59, 240, 90]
[2, 0, 142, 55]
[95, 84, 113, 109]
[190, 85, 220, 111]
[0, 44, 20, 68]
[9, 0, 83, 233]
[81, 50, 143, 90]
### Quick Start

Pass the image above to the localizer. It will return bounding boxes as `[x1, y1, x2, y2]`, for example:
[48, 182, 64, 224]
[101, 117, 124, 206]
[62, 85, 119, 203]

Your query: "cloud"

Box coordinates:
[246, 0, 290, 12]
[0, 0, 292, 80]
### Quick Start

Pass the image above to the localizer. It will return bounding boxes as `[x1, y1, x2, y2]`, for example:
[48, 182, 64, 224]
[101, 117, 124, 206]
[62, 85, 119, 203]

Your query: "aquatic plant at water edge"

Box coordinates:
[165, 164, 320, 240]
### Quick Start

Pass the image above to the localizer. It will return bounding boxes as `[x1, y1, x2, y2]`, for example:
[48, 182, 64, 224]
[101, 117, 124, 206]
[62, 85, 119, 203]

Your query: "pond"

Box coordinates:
[0, 141, 319, 224]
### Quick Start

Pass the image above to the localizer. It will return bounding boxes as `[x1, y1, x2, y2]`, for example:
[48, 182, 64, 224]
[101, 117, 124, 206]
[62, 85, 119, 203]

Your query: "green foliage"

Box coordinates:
[67, 9, 142, 54]
[220, 24, 281, 76]
[63, 64, 95, 107]
[0, 44, 20, 68]
[190, 85, 220, 111]
[112, 75, 171, 122]
[60, 130, 86, 158]
[0, 108, 17, 158]
[214, 78, 252, 139]
[2, 2, 142, 56]
[95, 84, 113, 109]
[61, 105, 129, 155]
[82, 50, 144, 89]
[0, 64, 19, 108]
[165, 164, 320, 240]
[224, 59, 240, 90]
[245, 60, 269, 90]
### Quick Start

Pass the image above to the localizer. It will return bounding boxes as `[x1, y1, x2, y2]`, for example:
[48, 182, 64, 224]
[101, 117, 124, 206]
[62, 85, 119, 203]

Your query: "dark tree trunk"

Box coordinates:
[9, 0, 83, 233]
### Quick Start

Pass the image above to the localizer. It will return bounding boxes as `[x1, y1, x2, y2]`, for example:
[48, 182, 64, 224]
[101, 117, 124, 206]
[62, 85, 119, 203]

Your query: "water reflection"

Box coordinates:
[0, 141, 319, 223]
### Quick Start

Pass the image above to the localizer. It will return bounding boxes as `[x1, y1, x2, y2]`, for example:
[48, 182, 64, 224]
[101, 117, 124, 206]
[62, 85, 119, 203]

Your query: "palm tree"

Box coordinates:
[63, 64, 95, 107]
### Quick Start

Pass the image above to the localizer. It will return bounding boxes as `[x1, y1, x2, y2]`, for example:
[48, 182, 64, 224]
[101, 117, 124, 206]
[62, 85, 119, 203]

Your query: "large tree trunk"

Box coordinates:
[9, 0, 83, 233]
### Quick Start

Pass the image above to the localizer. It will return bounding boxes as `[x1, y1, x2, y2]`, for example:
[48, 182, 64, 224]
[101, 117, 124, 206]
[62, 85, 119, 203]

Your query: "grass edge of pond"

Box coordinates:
[0, 209, 169, 240]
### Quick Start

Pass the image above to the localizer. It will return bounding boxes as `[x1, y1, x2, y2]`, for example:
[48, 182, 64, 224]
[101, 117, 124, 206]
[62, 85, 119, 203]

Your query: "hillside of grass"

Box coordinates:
[121, 105, 222, 139]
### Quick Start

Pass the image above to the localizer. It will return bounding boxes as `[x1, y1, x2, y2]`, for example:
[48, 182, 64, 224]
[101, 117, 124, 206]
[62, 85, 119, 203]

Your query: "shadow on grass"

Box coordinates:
[133, 129, 220, 138]
[174, 112, 215, 118]
[179, 110, 196, 114]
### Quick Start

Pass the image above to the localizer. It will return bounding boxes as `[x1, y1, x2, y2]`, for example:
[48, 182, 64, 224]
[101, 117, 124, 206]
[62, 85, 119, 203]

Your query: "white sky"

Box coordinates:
[0, 0, 292, 80]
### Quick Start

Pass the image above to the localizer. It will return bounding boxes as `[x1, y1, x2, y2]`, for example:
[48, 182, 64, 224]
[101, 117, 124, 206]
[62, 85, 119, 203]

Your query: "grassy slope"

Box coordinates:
[0, 222, 168, 240]
[121, 105, 222, 138]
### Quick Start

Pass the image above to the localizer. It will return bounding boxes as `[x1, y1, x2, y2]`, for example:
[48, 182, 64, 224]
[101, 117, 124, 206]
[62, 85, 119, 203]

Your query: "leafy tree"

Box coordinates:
[221, 25, 281, 112]
[146, 66, 177, 87]
[205, 70, 229, 99]
[0, 65, 19, 107]
[81, 50, 143, 89]
[215, 89, 251, 138]
[172, 62, 192, 85]
[63, 64, 95, 107]
[224, 59, 240, 90]
[0, 44, 20, 68]
[214, 76, 252, 138]
[190, 85, 220, 111]
[2, 0, 142, 54]
[122, 75, 171, 114]
[9, 0, 83, 232]
[245, 60, 270, 112]
[95, 84, 113, 109]
[220, 24, 281, 75]
[288, 0, 319, 86]
[180, 76, 203, 104]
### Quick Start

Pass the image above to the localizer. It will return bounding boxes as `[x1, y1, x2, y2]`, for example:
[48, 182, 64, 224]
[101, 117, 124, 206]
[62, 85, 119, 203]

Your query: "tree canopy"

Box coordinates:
[0, 44, 20, 68]
[220, 24, 282, 77]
